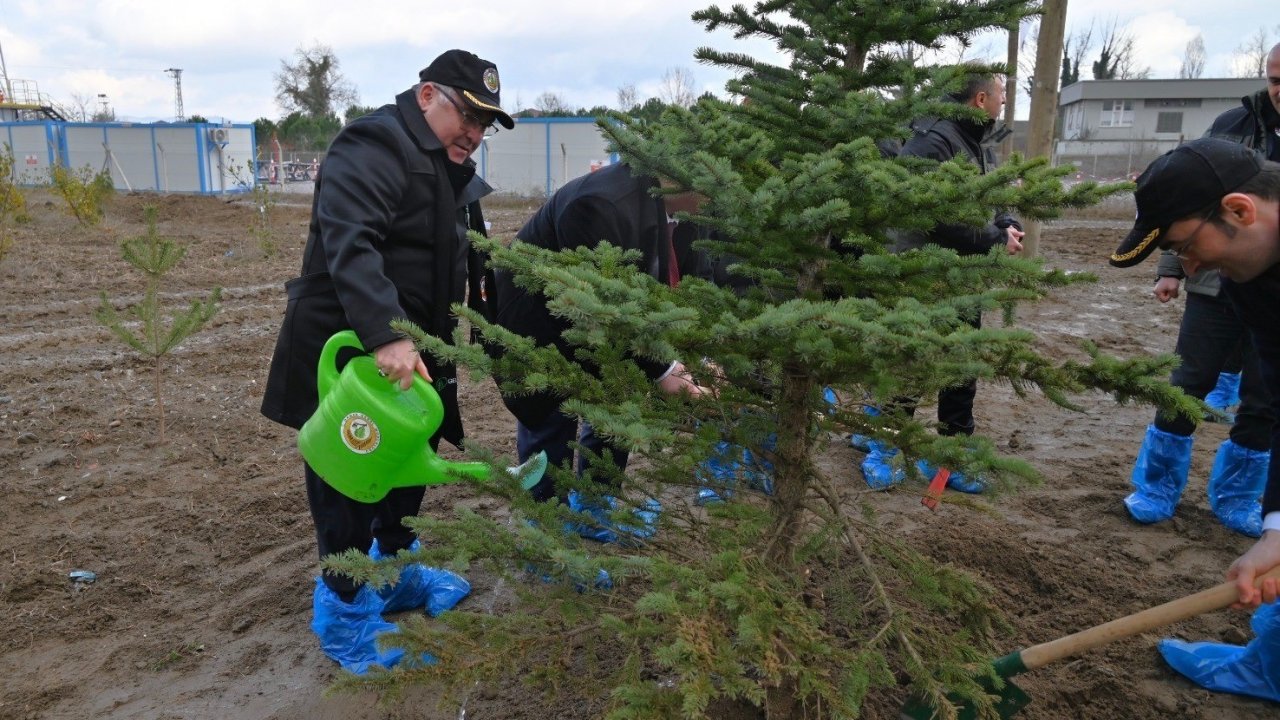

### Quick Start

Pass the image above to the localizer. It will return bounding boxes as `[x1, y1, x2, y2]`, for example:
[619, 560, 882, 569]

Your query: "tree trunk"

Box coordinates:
[1021, 0, 1068, 258]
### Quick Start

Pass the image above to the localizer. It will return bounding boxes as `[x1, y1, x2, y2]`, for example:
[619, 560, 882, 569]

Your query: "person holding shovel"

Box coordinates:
[1109, 137, 1280, 701]
[260, 49, 514, 674]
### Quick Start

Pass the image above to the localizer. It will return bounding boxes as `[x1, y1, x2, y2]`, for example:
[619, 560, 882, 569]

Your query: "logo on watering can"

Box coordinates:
[339, 412, 380, 453]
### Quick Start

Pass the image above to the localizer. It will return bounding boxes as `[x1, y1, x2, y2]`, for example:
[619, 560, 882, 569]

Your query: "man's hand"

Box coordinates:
[1153, 276, 1181, 303]
[1004, 226, 1025, 255]
[1227, 530, 1280, 608]
[374, 338, 432, 391]
[657, 361, 710, 397]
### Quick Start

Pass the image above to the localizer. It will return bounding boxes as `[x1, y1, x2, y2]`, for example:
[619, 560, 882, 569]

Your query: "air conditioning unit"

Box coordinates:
[207, 127, 229, 144]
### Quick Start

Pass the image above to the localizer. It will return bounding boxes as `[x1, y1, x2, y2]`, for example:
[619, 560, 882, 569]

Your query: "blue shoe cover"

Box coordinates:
[312, 578, 427, 674]
[1158, 602, 1280, 703]
[1207, 440, 1269, 538]
[369, 540, 472, 616]
[1125, 425, 1193, 524]
[1205, 372, 1242, 412]
[916, 459, 986, 494]
[696, 440, 738, 505]
[861, 440, 905, 489]
[566, 491, 660, 545]
[849, 404, 881, 452]
[524, 561, 613, 592]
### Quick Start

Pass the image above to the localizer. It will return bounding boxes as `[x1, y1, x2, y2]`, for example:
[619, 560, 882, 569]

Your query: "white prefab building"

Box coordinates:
[1055, 78, 1260, 179]
[0, 121, 257, 194]
[474, 117, 617, 197]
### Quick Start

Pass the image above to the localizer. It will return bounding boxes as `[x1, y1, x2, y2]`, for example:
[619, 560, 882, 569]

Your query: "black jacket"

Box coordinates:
[896, 114, 1020, 255]
[260, 88, 491, 445]
[492, 163, 683, 425]
[1207, 89, 1280, 161]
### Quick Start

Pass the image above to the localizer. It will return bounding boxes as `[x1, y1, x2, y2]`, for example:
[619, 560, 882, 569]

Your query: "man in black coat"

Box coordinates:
[861, 69, 1024, 493]
[491, 163, 706, 538]
[260, 49, 513, 674]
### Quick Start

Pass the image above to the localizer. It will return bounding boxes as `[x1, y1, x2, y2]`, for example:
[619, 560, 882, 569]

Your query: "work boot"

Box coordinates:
[860, 440, 905, 489]
[311, 578, 421, 674]
[1206, 440, 1268, 538]
[1204, 371, 1242, 423]
[916, 459, 986, 494]
[566, 490, 660, 545]
[368, 539, 471, 616]
[1124, 424, 1193, 524]
[1158, 602, 1280, 703]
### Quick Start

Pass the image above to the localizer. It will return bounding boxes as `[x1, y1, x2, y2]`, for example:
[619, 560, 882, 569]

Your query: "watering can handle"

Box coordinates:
[1018, 564, 1280, 672]
[315, 329, 446, 432]
[316, 330, 367, 400]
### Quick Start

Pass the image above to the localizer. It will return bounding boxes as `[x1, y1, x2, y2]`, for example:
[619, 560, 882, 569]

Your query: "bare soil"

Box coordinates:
[0, 190, 1271, 719]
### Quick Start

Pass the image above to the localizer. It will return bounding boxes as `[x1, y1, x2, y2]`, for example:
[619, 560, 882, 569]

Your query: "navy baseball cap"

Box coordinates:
[419, 49, 514, 129]
[1110, 138, 1263, 268]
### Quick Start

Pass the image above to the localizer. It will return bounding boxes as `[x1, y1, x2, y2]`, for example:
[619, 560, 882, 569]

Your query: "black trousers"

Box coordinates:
[899, 311, 980, 437]
[305, 462, 426, 601]
[1156, 291, 1273, 451]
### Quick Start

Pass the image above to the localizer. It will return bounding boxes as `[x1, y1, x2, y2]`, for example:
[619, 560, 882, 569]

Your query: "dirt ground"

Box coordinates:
[0, 187, 1274, 720]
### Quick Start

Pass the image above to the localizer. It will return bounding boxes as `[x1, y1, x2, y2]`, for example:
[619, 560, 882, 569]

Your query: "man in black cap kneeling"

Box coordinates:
[261, 49, 513, 674]
[1109, 137, 1280, 701]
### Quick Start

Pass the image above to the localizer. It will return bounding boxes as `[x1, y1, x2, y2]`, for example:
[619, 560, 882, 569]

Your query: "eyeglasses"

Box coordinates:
[1164, 216, 1212, 260]
[437, 86, 499, 137]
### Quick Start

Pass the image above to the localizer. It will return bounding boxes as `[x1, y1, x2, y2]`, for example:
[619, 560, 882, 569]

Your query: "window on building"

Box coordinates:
[1156, 112, 1183, 134]
[1099, 99, 1134, 128]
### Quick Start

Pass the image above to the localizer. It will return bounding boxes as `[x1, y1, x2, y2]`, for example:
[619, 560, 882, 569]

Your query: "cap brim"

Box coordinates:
[461, 89, 515, 129]
[1109, 223, 1164, 268]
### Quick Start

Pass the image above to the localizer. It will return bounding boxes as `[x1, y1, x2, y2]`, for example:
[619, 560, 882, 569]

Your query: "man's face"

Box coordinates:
[1164, 199, 1280, 282]
[1267, 47, 1280, 116]
[418, 84, 488, 164]
[977, 77, 1006, 121]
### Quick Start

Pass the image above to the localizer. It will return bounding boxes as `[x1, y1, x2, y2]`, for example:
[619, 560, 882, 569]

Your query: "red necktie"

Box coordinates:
[665, 220, 680, 288]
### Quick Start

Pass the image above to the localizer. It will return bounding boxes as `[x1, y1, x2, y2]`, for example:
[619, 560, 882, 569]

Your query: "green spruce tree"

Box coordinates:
[326, 2, 1201, 718]
[96, 207, 221, 442]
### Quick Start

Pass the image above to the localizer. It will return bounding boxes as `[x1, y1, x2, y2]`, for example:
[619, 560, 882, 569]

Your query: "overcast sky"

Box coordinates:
[0, 1, 1273, 125]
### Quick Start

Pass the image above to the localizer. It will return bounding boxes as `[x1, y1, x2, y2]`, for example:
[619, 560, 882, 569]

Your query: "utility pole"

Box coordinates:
[165, 68, 184, 122]
[1021, 0, 1068, 258]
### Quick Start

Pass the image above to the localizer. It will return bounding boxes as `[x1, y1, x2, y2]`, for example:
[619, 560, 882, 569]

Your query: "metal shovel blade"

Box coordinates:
[900, 652, 1031, 720]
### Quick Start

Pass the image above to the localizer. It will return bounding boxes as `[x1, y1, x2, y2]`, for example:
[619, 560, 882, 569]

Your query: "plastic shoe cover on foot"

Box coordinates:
[369, 539, 472, 616]
[566, 491, 660, 545]
[1158, 602, 1280, 703]
[1205, 372, 1242, 412]
[696, 440, 737, 505]
[916, 459, 986, 494]
[848, 404, 881, 453]
[1124, 425, 1193, 524]
[1207, 440, 1269, 538]
[312, 578, 425, 675]
[861, 440, 905, 489]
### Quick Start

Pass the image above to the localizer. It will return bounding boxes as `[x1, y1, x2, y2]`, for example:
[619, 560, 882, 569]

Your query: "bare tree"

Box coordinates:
[657, 67, 697, 108]
[1179, 35, 1206, 79]
[616, 83, 638, 111]
[1061, 23, 1094, 86]
[1090, 18, 1147, 80]
[1232, 28, 1273, 77]
[534, 91, 571, 116]
[1115, 36, 1151, 79]
[274, 42, 358, 118]
[67, 92, 93, 122]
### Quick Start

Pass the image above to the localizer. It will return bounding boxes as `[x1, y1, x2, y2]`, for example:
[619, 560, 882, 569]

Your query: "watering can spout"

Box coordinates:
[298, 330, 546, 503]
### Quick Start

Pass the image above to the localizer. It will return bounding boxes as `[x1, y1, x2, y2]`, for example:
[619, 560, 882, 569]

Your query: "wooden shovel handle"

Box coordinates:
[1019, 565, 1280, 671]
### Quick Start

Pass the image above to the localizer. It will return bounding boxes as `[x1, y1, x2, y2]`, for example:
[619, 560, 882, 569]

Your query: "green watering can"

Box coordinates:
[298, 330, 546, 503]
